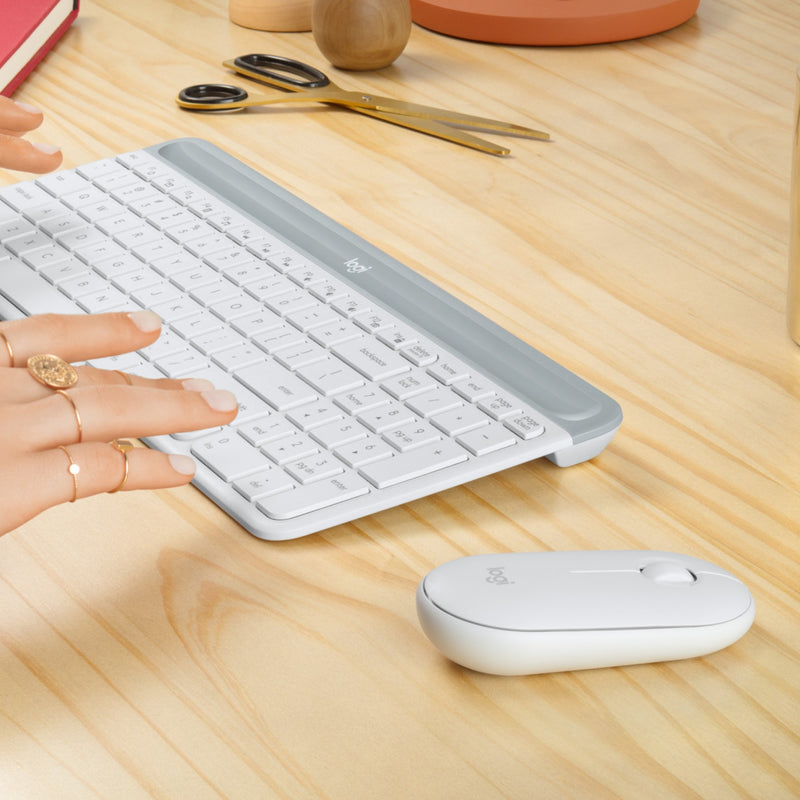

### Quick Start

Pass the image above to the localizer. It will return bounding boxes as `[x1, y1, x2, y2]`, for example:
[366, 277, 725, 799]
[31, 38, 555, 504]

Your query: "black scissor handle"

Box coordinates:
[178, 84, 248, 106]
[233, 54, 330, 90]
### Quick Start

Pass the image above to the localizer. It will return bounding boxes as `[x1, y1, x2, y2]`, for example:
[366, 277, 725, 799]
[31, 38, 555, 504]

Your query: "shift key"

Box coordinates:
[358, 439, 468, 489]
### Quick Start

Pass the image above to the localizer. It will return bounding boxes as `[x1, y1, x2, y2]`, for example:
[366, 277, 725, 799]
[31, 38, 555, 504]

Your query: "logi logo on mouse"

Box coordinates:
[486, 567, 514, 585]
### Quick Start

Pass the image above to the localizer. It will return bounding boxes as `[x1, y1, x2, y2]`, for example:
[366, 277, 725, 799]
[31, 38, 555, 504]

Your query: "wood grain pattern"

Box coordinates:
[1, 0, 798, 797]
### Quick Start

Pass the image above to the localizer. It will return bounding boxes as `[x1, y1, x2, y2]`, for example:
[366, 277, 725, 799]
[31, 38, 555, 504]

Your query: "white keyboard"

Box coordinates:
[0, 139, 622, 539]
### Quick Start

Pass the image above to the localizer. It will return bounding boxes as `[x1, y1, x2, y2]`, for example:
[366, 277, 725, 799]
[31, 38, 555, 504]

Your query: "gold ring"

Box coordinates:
[0, 331, 14, 367]
[28, 353, 78, 389]
[58, 445, 80, 503]
[109, 439, 134, 493]
[56, 389, 83, 443]
[114, 370, 133, 386]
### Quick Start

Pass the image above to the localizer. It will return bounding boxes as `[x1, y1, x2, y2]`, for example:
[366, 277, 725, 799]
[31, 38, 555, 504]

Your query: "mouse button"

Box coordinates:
[636, 571, 754, 627]
[640, 561, 697, 584]
[421, 554, 572, 630]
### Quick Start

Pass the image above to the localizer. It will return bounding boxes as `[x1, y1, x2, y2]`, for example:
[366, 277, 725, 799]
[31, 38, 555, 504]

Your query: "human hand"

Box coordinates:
[0, 96, 63, 173]
[0, 311, 239, 535]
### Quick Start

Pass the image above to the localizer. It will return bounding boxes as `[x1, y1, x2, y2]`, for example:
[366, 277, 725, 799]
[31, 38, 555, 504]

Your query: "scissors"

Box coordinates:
[176, 54, 550, 157]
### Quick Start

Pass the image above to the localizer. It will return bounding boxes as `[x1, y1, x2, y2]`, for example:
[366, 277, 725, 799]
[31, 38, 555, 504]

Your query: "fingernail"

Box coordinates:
[128, 309, 161, 333]
[182, 378, 215, 392]
[14, 101, 41, 114]
[202, 389, 239, 413]
[169, 454, 197, 476]
[31, 142, 61, 155]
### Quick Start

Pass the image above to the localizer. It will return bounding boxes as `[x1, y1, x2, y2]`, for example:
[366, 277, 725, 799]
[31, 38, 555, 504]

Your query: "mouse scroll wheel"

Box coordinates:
[640, 561, 697, 585]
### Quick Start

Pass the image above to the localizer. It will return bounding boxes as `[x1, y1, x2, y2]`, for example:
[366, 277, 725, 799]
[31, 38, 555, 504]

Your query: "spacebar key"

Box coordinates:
[256, 473, 370, 519]
[0, 260, 81, 316]
[358, 439, 468, 489]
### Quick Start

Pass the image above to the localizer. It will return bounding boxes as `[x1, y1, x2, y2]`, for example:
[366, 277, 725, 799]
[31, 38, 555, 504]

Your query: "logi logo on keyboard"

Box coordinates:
[345, 258, 372, 274]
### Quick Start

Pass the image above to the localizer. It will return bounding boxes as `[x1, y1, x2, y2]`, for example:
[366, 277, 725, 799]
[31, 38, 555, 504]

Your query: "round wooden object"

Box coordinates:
[312, 0, 412, 71]
[229, 0, 312, 32]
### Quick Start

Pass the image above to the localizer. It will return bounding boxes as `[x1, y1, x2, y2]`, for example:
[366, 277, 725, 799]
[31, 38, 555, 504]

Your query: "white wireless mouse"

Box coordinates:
[416, 550, 755, 675]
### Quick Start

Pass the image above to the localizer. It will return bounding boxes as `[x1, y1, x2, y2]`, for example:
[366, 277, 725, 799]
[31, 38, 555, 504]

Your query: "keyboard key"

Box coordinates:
[332, 296, 371, 318]
[383, 420, 441, 452]
[40, 258, 91, 285]
[285, 452, 345, 484]
[504, 412, 545, 440]
[210, 293, 263, 321]
[252, 323, 306, 354]
[332, 337, 411, 381]
[478, 393, 522, 420]
[308, 319, 362, 347]
[405, 386, 462, 418]
[427, 359, 471, 385]
[191, 280, 239, 306]
[430, 404, 490, 436]
[5, 228, 53, 256]
[0, 182, 53, 211]
[451, 376, 495, 402]
[456, 424, 517, 456]
[212, 342, 267, 371]
[265, 287, 317, 317]
[36, 170, 92, 196]
[309, 278, 350, 303]
[237, 414, 296, 445]
[286, 262, 329, 288]
[192, 432, 266, 481]
[231, 309, 284, 337]
[155, 347, 212, 378]
[334, 435, 394, 468]
[334, 385, 390, 414]
[171, 263, 221, 292]
[358, 439, 468, 489]
[380, 370, 437, 400]
[234, 467, 295, 502]
[273, 339, 327, 370]
[0, 217, 36, 242]
[262, 432, 319, 465]
[376, 325, 419, 350]
[286, 398, 343, 431]
[286, 304, 340, 332]
[235, 362, 318, 410]
[357, 400, 416, 433]
[188, 323, 241, 354]
[295, 358, 364, 396]
[256, 473, 370, 520]
[401, 341, 438, 367]
[352, 310, 396, 333]
[310, 417, 368, 449]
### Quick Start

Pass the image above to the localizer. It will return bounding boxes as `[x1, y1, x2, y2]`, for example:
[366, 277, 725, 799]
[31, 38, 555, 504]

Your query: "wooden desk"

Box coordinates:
[1, 1, 798, 797]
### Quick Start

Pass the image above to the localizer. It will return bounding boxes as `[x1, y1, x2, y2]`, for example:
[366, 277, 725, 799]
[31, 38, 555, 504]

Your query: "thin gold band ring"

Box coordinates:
[109, 440, 134, 493]
[56, 389, 83, 443]
[0, 331, 14, 368]
[58, 445, 80, 503]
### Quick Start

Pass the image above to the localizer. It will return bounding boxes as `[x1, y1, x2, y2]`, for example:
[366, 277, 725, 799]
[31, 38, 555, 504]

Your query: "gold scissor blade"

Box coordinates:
[352, 107, 510, 156]
[357, 98, 550, 141]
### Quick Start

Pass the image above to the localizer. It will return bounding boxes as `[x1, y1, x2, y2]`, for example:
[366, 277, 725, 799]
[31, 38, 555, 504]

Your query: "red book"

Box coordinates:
[0, 0, 79, 96]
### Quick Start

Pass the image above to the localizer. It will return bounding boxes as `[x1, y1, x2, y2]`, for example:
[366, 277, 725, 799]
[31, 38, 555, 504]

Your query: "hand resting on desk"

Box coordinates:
[0, 312, 239, 536]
